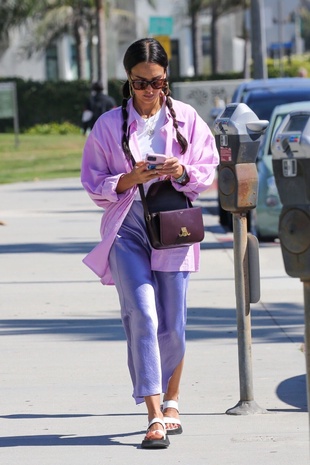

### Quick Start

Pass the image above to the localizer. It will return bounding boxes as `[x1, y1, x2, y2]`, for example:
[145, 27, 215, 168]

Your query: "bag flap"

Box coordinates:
[159, 207, 204, 246]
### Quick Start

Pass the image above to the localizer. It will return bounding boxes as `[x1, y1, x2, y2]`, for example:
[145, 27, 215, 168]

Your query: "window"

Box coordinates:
[46, 45, 59, 81]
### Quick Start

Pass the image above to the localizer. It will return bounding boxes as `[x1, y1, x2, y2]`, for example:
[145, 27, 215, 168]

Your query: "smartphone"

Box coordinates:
[146, 154, 167, 170]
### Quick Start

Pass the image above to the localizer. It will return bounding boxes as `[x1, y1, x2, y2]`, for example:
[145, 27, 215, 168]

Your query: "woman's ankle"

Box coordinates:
[144, 394, 163, 420]
[163, 394, 179, 403]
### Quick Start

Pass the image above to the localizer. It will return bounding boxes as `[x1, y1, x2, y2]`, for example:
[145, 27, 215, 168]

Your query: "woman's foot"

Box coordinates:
[142, 395, 170, 448]
[141, 417, 170, 449]
[162, 400, 183, 435]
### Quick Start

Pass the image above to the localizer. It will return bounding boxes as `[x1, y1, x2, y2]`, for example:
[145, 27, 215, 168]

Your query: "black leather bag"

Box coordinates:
[139, 180, 204, 249]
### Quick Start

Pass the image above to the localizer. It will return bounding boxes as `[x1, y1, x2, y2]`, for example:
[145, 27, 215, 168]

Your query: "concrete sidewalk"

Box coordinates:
[0, 178, 308, 464]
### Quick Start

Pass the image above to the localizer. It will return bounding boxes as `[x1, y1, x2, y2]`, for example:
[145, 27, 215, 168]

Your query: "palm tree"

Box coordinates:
[1, 0, 157, 83]
[188, 0, 208, 75]
[96, 0, 156, 89]
[300, 0, 310, 51]
[0, 0, 94, 79]
[0, 0, 39, 39]
[96, 0, 110, 91]
[210, 0, 248, 75]
[187, 0, 249, 76]
[22, 0, 94, 80]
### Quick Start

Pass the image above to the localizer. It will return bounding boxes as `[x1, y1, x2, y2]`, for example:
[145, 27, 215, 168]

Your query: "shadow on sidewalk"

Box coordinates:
[273, 374, 308, 412]
[0, 304, 304, 344]
[0, 431, 144, 448]
[0, 238, 234, 254]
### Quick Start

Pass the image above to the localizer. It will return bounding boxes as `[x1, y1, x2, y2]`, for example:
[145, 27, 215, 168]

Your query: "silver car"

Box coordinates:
[218, 78, 310, 232]
[252, 101, 310, 240]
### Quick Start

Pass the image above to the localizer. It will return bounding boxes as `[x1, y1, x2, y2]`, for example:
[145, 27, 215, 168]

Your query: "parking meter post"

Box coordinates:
[232, 213, 254, 402]
[226, 213, 266, 415]
[271, 110, 310, 439]
[214, 103, 268, 415]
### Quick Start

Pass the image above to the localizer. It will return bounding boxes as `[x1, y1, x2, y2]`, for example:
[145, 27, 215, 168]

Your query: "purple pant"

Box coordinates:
[109, 201, 189, 404]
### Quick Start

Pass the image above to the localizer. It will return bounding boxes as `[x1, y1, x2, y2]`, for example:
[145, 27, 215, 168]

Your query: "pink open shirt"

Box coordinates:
[81, 97, 219, 285]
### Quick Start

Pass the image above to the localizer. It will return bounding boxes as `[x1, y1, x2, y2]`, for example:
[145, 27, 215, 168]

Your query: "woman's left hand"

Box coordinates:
[158, 157, 184, 179]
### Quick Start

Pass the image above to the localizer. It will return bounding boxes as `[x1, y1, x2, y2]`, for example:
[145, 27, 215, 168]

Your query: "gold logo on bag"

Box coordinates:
[179, 227, 191, 237]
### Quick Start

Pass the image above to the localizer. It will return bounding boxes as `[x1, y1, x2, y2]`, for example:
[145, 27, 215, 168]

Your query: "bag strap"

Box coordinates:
[138, 184, 150, 218]
[128, 153, 150, 217]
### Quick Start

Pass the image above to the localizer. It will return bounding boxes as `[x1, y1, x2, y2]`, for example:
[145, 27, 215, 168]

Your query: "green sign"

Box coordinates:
[0, 83, 14, 118]
[0, 82, 19, 146]
[149, 17, 173, 36]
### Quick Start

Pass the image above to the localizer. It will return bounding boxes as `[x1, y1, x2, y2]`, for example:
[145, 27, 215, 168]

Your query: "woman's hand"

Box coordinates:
[116, 161, 162, 193]
[157, 157, 184, 179]
[116, 157, 186, 194]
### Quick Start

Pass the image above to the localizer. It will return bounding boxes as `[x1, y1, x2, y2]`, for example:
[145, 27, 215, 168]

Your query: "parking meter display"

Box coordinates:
[284, 114, 309, 132]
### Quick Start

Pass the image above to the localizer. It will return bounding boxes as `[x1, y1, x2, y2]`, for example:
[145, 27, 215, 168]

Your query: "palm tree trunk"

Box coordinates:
[191, 10, 197, 74]
[191, 9, 204, 75]
[210, 5, 218, 75]
[96, 0, 108, 90]
[74, 21, 87, 79]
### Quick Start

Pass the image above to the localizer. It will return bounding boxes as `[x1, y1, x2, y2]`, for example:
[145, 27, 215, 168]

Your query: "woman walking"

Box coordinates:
[81, 37, 219, 449]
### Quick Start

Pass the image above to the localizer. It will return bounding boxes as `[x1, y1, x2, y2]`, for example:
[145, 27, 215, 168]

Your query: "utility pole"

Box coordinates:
[250, 0, 267, 79]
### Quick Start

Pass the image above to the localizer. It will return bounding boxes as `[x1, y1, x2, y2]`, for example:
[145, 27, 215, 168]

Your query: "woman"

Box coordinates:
[81, 38, 219, 449]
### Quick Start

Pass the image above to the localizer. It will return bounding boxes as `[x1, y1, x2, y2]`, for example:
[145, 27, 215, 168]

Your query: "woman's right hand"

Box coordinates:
[116, 161, 161, 193]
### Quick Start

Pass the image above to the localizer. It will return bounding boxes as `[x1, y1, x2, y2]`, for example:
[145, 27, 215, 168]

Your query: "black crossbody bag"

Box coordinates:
[138, 179, 205, 249]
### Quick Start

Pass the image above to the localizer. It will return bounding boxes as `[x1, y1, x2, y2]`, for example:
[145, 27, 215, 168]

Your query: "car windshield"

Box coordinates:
[243, 90, 310, 120]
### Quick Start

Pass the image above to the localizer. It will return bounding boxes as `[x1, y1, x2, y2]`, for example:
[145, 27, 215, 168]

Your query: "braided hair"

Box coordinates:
[121, 38, 188, 161]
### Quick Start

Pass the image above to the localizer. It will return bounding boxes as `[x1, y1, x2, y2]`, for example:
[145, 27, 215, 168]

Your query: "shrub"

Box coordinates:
[0, 78, 124, 133]
[26, 121, 81, 135]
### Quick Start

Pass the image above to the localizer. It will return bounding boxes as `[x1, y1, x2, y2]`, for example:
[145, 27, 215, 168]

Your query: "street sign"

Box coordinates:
[0, 82, 14, 118]
[0, 82, 19, 146]
[149, 16, 173, 36]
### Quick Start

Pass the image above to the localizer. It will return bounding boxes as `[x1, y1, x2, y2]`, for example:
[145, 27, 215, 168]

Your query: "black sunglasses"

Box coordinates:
[130, 77, 167, 91]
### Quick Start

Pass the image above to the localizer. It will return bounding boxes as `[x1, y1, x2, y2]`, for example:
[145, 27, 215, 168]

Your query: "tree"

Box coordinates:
[187, 0, 249, 76]
[300, 1, 310, 51]
[187, 0, 209, 75]
[210, 0, 245, 75]
[1, 0, 156, 83]
[0, 0, 94, 79]
[0, 0, 40, 39]
[22, 0, 94, 80]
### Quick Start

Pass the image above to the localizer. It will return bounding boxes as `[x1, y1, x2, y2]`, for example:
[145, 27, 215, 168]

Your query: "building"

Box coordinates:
[0, 0, 304, 82]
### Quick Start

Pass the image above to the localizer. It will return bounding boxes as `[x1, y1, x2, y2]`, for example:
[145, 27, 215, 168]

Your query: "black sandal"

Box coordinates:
[141, 418, 170, 449]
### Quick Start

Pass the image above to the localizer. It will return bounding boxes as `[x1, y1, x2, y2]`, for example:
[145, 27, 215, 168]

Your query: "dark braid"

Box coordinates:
[121, 38, 188, 156]
[121, 97, 133, 162]
[164, 85, 188, 155]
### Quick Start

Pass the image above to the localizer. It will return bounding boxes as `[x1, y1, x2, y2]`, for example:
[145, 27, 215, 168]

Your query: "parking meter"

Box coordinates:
[213, 104, 269, 416]
[214, 103, 268, 213]
[272, 110, 310, 279]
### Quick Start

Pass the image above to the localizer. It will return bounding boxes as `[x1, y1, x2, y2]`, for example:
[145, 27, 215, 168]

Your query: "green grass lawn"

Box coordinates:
[0, 133, 86, 184]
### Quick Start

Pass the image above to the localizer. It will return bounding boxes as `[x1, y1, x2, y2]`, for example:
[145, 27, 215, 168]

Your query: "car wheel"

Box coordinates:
[219, 203, 233, 231]
[249, 209, 277, 242]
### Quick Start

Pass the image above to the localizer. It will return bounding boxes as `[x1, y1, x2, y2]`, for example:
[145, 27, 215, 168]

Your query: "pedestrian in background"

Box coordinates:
[81, 38, 219, 449]
[81, 81, 116, 135]
[297, 67, 308, 78]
